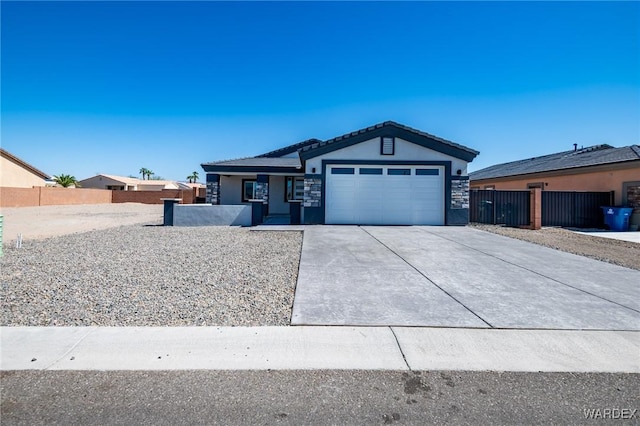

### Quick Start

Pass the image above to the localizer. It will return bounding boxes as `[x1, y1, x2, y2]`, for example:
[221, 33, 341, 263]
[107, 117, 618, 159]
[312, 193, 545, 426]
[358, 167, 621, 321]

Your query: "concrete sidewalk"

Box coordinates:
[572, 229, 640, 243]
[1, 326, 638, 373]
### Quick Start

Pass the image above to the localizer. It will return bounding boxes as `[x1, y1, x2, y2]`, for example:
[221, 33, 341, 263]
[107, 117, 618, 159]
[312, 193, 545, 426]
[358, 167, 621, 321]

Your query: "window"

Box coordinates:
[359, 168, 383, 175]
[387, 168, 411, 175]
[285, 177, 304, 201]
[416, 169, 439, 176]
[381, 137, 395, 155]
[331, 168, 355, 174]
[242, 179, 257, 202]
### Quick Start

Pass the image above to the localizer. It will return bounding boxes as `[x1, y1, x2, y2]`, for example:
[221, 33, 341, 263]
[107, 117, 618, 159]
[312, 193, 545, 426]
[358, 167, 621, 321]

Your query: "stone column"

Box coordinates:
[303, 175, 323, 224]
[448, 176, 470, 225]
[206, 174, 220, 205]
[303, 177, 322, 208]
[451, 179, 470, 209]
[255, 174, 269, 216]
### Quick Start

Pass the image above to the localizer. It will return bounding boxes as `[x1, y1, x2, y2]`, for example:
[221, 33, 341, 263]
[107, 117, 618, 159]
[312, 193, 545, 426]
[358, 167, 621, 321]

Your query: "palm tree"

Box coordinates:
[139, 167, 154, 180]
[139, 167, 150, 180]
[187, 171, 199, 183]
[53, 174, 79, 188]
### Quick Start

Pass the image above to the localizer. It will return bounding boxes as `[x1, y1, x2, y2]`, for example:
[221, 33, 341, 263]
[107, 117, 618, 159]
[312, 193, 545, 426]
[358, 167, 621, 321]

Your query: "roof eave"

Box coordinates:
[0, 148, 50, 180]
[256, 139, 321, 158]
[201, 164, 304, 174]
[299, 123, 478, 162]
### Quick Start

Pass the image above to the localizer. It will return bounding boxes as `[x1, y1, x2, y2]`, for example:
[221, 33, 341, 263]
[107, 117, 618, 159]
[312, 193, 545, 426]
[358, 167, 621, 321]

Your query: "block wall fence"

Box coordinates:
[0, 187, 199, 208]
[0, 187, 111, 208]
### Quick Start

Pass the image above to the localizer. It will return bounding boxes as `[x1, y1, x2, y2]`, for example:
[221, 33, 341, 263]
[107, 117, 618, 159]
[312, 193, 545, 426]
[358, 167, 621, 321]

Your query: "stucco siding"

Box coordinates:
[0, 156, 48, 188]
[79, 175, 129, 190]
[268, 175, 289, 214]
[470, 162, 640, 205]
[305, 137, 468, 175]
[220, 176, 245, 205]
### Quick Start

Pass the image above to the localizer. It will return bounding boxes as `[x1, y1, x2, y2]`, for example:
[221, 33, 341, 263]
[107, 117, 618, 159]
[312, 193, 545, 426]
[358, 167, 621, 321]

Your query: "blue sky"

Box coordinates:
[2, 1, 638, 182]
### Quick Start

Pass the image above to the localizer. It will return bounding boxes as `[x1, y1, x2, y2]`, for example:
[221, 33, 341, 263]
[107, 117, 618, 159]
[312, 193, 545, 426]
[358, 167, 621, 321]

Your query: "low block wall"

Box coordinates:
[0, 187, 40, 207]
[0, 187, 112, 208]
[40, 188, 112, 206]
[113, 189, 194, 205]
[173, 204, 251, 226]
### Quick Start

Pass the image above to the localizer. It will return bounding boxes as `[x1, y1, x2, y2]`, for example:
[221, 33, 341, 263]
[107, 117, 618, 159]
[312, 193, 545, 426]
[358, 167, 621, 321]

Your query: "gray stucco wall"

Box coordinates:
[269, 175, 289, 214]
[220, 176, 244, 205]
[173, 204, 251, 226]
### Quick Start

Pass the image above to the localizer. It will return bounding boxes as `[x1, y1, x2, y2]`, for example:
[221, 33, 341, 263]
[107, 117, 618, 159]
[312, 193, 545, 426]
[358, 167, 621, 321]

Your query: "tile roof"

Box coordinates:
[91, 174, 181, 187]
[469, 144, 640, 181]
[299, 121, 479, 156]
[202, 157, 302, 168]
[97, 174, 141, 185]
[256, 138, 322, 158]
[202, 121, 478, 171]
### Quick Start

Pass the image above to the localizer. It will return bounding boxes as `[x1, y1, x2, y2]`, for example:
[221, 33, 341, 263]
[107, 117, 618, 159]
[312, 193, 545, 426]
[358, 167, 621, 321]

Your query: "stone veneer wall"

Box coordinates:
[451, 179, 470, 209]
[255, 182, 269, 204]
[303, 177, 322, 207]
[626, 183, 640, 208]
[206, 181, 220, 205]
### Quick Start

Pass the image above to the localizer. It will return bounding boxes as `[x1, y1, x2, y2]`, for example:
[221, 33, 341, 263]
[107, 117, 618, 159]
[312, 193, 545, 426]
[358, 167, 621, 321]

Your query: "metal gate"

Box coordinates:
[541, 191, 613, 228]
[469, 190, 530, 226]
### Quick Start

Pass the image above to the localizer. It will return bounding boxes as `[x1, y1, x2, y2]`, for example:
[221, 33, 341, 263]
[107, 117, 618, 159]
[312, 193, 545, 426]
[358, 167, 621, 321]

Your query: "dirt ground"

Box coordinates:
[471, 224, 640, 271]
[0, 203, 163, 242]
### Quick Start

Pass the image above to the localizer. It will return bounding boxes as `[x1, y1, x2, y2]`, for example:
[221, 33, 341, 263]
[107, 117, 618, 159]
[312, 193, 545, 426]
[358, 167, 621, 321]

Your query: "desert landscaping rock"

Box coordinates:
[470, 224, 640, 271]
[1, 226, 302, 327]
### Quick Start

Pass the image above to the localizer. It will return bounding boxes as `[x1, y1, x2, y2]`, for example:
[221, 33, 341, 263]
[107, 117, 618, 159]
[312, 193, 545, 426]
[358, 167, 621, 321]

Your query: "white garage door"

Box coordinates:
[325, 165, 445, 225]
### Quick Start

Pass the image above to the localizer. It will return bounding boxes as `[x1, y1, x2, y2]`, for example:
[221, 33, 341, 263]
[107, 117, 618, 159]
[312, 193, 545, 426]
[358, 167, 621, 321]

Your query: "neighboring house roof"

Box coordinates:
[97, 174, 141, 185]
[299, 121, 479, 162]
[180, 182, 205, 189]
[0, 148, 50, 180]
[80, 174, 182, 188]
[469, 144, 640, 181]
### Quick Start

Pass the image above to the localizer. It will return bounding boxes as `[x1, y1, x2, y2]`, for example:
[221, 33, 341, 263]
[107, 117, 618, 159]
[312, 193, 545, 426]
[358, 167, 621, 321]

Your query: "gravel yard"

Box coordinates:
[3, 210, 637, 327]
[470, 224, 640, 271]
[1, 226, 302, 327]
[0, 203, 163, 241]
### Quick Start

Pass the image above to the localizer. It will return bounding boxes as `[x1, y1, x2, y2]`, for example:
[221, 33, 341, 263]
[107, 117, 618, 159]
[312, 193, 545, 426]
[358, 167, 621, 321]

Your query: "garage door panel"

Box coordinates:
[326, 165, 444, 225]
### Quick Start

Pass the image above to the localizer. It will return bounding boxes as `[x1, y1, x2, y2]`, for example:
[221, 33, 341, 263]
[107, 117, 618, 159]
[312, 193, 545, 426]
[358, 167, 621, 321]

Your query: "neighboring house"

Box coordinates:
[469, 144, 640, 206]
[201, 121, 479, 225]
[0, 148, 51, 188]
[182, 182, 206, 199]
[78, 174, 183, 191]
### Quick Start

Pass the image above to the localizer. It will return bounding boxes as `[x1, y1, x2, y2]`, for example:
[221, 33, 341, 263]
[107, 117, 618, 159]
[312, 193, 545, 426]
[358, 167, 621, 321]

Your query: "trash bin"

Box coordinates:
[601, 207, 633, 231]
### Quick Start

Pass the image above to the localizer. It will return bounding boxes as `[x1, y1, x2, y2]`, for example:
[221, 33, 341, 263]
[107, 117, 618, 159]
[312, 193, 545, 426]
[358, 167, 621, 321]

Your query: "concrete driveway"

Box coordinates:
[291, 226, 640, 330]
